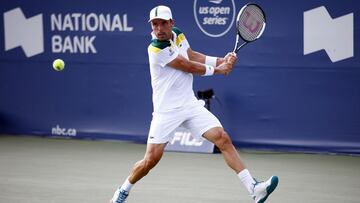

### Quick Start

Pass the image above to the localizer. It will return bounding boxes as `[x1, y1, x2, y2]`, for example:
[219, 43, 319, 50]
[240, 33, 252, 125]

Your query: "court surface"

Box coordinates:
[0, 135, 359, 203]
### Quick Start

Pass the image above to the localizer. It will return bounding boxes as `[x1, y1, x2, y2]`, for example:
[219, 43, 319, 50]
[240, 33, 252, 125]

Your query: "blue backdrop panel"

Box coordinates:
[0, 0, 359, 154]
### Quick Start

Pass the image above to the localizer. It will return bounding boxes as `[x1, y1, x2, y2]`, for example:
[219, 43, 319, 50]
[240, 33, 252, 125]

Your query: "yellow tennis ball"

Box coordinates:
[53, 59, 65, 71]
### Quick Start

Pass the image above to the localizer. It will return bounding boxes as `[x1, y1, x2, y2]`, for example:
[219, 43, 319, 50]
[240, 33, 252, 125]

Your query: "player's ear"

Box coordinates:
[169, 19, 175, 26]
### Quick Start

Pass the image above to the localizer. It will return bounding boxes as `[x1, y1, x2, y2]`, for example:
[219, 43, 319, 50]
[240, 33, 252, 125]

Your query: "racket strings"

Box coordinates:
[237, 5, 265, 41]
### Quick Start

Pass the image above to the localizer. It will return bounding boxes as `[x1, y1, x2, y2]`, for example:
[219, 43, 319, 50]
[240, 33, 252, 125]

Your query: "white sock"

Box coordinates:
[237, 169, 256, 194]
[120, 178, 134, 192]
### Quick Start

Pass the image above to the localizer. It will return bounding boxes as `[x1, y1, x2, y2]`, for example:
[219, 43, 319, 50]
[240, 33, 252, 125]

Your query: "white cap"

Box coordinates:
[148, 5, 172, 22]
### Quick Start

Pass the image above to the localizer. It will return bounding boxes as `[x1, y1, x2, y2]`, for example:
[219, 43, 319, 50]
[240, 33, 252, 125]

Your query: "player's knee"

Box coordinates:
[214, 130, 232, 151]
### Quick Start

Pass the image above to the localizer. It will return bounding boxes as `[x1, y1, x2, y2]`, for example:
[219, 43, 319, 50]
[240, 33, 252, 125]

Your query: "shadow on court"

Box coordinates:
[0, 135, 359, 203]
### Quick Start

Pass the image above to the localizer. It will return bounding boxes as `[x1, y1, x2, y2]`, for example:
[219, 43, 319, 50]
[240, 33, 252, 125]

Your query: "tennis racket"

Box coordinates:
[232, 3, 266, 53]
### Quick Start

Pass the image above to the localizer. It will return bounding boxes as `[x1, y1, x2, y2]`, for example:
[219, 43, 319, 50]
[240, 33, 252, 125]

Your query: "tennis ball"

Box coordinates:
[53, 59, 65, 71]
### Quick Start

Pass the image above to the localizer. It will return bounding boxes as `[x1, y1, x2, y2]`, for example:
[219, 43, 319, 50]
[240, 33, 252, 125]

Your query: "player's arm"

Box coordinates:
[187, 48, 237, 69]
[167, 54, 233, 76]
[187, 48, 226, 66]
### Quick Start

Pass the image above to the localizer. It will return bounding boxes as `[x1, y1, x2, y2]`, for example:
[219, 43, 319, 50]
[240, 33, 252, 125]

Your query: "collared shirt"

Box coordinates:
[147, 27, 197, 113]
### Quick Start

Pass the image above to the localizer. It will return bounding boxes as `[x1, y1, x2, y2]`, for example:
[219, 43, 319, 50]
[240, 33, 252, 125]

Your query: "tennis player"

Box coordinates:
[110, 5, 278, 203]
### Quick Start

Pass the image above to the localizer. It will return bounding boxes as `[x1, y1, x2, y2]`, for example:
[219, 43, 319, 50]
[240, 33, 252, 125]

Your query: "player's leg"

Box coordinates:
[202, 127, 256, 193]
[203, 127, 245, 172]
[203, 127, 256, 194]
[203, 127, 278, 203]
[110, 110, 182, 203]
[183, 105, 257, 194]
[128, 143, 167, 183]
[110, 143, 166, 203]
[182, 103, 247, 173]
[184, 103, 278, 202]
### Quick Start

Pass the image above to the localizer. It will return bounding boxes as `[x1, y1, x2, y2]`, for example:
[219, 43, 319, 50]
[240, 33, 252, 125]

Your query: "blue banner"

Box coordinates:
[0, 0, 359, 154]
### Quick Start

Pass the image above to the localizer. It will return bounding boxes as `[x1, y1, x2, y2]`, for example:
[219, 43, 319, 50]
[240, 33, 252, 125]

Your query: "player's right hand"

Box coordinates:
[217, 62, 233, 75]
[224, 52, 237, 65]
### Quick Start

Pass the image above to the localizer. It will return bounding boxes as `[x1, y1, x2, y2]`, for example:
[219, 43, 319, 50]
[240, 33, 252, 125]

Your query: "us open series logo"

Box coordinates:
[193, 0, 236, 37]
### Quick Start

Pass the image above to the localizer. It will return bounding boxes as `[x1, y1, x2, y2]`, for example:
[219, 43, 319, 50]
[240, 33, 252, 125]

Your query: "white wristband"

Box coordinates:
[205, 56, 217, 67]
[203, 64, 215, 76]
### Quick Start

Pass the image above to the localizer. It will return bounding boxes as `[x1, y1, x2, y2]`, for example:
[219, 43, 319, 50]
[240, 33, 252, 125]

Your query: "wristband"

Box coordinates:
[203, 64, 215, 76]
[205, 56, 217, 67]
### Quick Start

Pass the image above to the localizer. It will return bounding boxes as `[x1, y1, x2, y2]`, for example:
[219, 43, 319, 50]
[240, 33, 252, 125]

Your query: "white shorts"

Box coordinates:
[147, 101, 222, 144]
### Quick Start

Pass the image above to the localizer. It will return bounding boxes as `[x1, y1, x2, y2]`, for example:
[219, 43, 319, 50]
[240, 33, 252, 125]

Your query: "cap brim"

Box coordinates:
[148, 17, 171, 22]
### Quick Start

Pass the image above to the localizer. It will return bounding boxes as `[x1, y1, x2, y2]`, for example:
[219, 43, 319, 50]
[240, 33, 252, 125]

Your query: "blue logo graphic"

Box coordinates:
[193, 0, 236, 37]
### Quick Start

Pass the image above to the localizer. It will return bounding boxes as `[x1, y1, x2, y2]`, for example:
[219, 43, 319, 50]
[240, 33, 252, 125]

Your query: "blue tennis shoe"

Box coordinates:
[110, 188, 129, 203]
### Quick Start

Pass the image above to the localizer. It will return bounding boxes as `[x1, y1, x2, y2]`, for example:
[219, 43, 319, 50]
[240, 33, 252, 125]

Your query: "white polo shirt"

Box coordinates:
[147, 27, 198, 113]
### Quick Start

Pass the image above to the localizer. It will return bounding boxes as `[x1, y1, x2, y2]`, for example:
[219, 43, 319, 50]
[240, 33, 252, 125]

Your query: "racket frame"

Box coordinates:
[233, 3, 266, 53]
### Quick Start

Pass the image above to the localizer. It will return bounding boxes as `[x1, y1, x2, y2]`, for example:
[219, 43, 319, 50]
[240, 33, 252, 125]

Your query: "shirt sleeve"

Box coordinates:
[181, 35, 190, 49]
